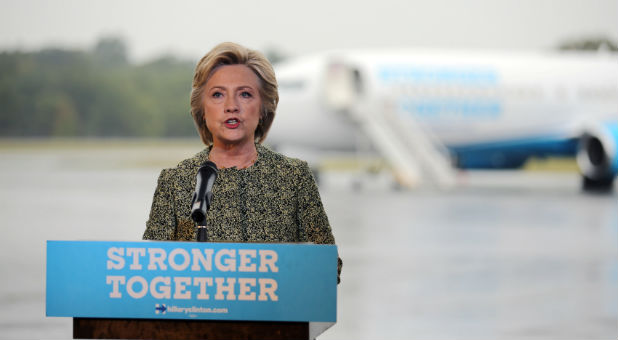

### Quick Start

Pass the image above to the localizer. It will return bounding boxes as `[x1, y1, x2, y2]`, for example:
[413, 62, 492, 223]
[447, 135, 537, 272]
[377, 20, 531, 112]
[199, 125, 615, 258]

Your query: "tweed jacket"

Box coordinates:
[143, 144, 337, 247]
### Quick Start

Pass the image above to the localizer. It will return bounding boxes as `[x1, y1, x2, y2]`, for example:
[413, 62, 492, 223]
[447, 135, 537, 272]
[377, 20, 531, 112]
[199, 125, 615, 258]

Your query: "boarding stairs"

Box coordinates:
[350, 98, 456, 189]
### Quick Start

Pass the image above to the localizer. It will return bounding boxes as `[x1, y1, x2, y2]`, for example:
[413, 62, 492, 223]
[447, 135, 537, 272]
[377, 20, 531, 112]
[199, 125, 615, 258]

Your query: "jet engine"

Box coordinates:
[576, 122, 618, 191]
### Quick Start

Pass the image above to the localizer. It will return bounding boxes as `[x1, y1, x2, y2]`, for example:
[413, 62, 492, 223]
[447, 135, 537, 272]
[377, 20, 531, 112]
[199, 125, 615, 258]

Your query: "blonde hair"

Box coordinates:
[190, 42, 279, 145]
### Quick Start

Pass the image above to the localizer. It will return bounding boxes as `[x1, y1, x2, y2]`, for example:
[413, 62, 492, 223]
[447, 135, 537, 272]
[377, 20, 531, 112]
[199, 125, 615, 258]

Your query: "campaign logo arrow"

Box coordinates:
[155, 304, 167, 314]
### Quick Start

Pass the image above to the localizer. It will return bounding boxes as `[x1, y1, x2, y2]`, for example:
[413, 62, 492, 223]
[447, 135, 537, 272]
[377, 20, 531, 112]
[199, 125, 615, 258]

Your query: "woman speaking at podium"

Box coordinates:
[142, 42, 341, 281]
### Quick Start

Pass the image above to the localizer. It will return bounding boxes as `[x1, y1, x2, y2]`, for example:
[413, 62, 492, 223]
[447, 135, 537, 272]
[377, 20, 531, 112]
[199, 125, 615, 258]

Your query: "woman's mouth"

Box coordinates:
[224, 118, 240, 129]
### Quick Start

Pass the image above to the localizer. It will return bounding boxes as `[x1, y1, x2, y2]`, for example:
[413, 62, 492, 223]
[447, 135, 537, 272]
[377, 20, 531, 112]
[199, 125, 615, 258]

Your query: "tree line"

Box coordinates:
[2, 36, 612, 138]
[0, 37, 198, 137]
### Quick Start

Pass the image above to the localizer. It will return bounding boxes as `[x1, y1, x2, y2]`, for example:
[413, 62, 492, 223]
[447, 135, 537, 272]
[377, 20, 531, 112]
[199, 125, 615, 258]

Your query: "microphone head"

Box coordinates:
[202, 160, 217, 172]
[190, 161, 218, 224]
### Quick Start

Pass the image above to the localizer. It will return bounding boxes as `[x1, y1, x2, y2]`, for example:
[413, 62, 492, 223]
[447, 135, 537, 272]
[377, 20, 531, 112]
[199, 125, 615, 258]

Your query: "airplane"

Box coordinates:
[266, 48, 618, 192]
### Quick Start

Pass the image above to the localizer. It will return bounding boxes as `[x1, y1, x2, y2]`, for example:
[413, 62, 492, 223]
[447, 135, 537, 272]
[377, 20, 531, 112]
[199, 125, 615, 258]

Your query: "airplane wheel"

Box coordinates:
[582, 176, 615, 193]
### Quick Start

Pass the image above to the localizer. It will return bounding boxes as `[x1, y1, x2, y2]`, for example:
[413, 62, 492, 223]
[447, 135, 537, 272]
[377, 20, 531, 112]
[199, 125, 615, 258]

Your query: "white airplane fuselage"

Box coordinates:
[268, 49, 618, 189]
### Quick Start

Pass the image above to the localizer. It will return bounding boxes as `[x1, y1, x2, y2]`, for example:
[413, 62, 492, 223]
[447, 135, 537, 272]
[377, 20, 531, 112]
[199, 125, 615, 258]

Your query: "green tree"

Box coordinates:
[0, 37, 197, 138]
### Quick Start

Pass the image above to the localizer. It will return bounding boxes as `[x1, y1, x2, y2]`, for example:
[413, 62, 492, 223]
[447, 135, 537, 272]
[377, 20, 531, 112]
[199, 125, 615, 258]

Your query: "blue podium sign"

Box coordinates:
[46, 241, 337, 322]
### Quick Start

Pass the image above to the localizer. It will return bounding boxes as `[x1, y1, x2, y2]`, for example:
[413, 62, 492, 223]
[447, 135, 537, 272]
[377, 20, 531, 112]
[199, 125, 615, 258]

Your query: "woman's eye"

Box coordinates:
[212, 92, 223, 98]
[240, 91, 252, 98]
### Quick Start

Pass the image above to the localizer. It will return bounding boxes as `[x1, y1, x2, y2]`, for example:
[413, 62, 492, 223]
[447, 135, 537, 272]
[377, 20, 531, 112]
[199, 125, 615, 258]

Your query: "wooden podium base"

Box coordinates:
[73, 318, 310, 340]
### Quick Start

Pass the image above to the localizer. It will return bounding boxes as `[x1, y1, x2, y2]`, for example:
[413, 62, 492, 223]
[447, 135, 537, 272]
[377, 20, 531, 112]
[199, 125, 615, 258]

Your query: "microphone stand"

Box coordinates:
[197, 223, 208, 242]
[192, 190, 214, 242]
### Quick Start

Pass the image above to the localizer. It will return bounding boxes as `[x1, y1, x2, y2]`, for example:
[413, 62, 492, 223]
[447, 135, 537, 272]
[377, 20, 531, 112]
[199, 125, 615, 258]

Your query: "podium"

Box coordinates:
[47, 241, 337, 339]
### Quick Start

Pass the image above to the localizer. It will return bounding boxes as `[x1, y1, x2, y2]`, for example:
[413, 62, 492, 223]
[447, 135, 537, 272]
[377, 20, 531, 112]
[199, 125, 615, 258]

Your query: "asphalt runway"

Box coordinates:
[0, 143, 616, 339]
[321, 171, 617, 339]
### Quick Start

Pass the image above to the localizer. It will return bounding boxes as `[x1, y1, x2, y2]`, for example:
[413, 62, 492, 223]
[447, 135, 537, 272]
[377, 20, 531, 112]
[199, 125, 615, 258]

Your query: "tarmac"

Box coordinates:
[0, 143, 616, 339]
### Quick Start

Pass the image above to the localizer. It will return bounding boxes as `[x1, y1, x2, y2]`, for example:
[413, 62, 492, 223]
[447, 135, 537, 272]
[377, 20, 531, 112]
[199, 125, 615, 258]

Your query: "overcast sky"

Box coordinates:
[1, 0, 617, 62]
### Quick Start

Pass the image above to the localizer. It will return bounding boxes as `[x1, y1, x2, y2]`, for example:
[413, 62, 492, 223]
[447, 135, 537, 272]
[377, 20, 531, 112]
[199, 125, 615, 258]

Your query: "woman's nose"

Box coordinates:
[224, 96, 239, 113]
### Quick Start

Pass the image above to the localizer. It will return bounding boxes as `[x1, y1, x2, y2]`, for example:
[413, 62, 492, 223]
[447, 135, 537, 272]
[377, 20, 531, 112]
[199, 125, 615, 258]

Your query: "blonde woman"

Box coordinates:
[143, 42, 341, 282]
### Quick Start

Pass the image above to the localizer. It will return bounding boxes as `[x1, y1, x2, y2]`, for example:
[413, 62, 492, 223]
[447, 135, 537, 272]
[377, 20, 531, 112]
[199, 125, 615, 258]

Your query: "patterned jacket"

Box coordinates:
[142, 144, 341, 279]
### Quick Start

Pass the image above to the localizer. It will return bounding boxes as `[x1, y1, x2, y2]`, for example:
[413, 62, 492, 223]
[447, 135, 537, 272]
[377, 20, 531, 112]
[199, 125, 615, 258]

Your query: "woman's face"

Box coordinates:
[203, 64, 262, 148]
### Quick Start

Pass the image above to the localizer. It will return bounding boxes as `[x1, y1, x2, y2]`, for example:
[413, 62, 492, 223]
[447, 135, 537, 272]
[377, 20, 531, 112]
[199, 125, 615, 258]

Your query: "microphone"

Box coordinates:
[190, 161, 218, 241]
